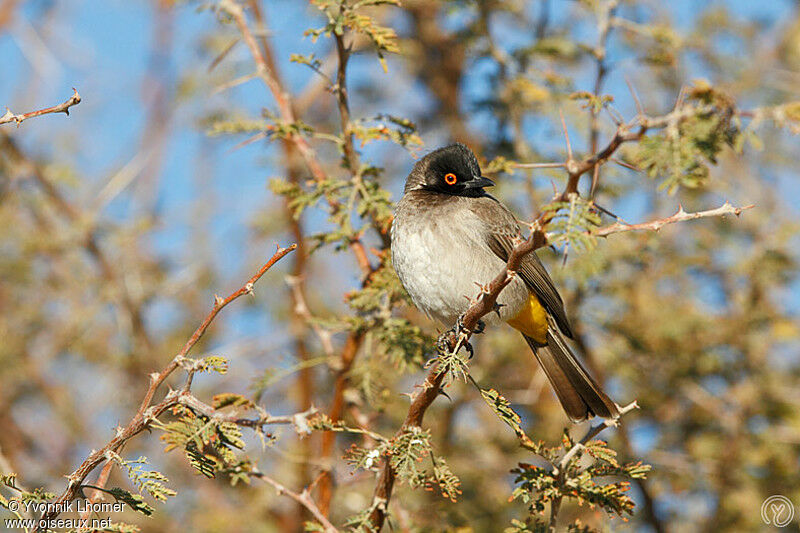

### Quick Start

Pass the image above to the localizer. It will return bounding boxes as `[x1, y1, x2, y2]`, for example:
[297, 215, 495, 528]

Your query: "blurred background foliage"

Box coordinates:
[0, 0, 799, 531]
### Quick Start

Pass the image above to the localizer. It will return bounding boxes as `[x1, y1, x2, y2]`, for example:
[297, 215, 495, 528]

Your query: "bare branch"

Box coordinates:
[252, 471, 339, 532]
[514, 162, 566, 170]
[1, 88, 81, 126]
[593, 202, 754, 237]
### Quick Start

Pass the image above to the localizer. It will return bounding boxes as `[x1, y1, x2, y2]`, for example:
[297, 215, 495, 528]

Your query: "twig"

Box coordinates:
[588, 0, 620, 197]
[252, 471, 339, 532]
[33, 244, 296, 531]
[219, 0, 327, 182]
[593, 202, 754, 237]
[513, 162, 566, 169]
[286, 275, 335, 358]
[178, 393, 318, 429]
[138, 243, 297, 412]
[548, 401, 638, 531]
[554, 401, 639, 476]
[0, 88, 81, 126]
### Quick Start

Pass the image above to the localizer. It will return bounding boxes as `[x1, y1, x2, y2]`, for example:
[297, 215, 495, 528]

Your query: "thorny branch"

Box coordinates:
[593, 201, 754, 237]
[0, 88, 81, 126]
[33, 244, 296, 531]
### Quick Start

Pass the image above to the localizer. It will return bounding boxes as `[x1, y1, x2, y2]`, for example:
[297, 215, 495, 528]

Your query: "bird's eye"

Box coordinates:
[444, 173, 457, 185]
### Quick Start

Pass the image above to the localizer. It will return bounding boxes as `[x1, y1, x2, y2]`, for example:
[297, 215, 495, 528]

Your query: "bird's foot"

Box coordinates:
[454, 316, 478, 358]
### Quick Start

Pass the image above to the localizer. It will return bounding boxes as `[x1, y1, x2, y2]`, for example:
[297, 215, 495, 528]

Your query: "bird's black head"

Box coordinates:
[405, 143, 494, 197]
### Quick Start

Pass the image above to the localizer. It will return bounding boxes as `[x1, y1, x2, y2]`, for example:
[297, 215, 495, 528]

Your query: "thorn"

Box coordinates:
[493, 302, 505, 319]
[611, 157, 640, 172]
[592, 201, 624, 221]
[559, 109, 573, 161]
[590, 162, 601, 198]
[214, 294, 224, 306]
[625, 77, 645, 116]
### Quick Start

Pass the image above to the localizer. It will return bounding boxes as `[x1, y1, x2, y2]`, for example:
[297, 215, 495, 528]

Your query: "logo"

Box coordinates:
[761, 495, 794, 527]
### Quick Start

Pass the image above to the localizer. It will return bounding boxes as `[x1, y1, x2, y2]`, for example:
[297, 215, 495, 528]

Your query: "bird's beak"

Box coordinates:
[463, 176, 495, 189]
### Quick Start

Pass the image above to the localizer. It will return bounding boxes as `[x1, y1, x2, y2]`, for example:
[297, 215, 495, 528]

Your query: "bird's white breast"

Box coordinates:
[391, 197, 527, 327]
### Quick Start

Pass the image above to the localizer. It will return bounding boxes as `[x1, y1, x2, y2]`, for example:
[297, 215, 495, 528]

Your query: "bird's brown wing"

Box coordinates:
[471, 195, 574, 338]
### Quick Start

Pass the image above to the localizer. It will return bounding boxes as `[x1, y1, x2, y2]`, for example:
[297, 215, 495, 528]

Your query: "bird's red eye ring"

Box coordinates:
[444, 173, 457, 185]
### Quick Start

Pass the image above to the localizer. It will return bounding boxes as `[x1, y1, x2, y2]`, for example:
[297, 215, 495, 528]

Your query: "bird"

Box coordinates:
[390, 143, 619, 421]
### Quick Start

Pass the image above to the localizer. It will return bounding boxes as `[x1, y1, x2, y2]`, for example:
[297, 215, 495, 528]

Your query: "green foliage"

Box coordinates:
[105, 487, 155, 516]
[0, 473, 55, 513]
[628, 81, 739, 193]
[509, 433, 651, 531]
[307, 0, 400, 71]
[351, 115, 423, 149]
[107, 453, 177, 504]
[195, 355, 229, 374]
[346, 426, 461, 503]
[570, 91, 614, 114]
[433, 339, 471, 385]
[212, 392, 255, 410]
[543, 193, 602, 253]
[154, 405, 246, 479]
[343, 506, 379, 533]
[385, 426, 432, 488]
[426, 455, 462, 503]
[483, 155, 518, 176]
[478, 387, 541, 451]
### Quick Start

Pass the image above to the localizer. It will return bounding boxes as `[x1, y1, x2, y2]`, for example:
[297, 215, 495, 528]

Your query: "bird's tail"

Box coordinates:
[524, 319, 619, 422]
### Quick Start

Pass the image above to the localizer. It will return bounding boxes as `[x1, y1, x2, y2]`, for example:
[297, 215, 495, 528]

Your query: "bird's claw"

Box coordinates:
[463, 340, 475, 359]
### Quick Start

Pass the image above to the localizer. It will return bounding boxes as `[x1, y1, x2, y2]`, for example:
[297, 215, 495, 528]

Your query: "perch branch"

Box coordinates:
[1, 88, 81, 126]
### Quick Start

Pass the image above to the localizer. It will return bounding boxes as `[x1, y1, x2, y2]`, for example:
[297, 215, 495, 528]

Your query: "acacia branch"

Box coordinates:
[220, 0, 327, 182]
[252, 471, 339, 532]
[33, 244, 296, 531]
[548, 401, 639, 531]
[0, 88, 81, 126]
[177, 393, 318, 430]
[588, 0, 620, 197]
[593, 202, 754, 237]
[215, 2, 380, 518]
